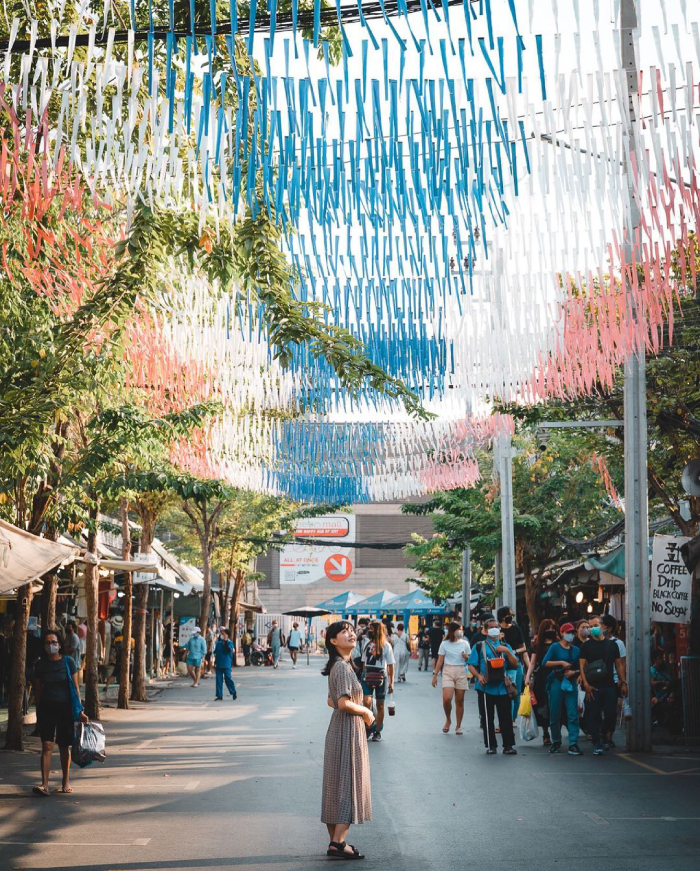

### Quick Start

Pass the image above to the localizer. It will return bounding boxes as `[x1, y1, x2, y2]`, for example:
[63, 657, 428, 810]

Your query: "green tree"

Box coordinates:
[404, 434, 622, 631]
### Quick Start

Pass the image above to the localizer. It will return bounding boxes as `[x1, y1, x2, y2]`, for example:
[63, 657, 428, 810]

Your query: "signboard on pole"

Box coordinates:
[650, 535, 692, 624]
[280, 515, 355, 585]
[178, 616, 197, 646]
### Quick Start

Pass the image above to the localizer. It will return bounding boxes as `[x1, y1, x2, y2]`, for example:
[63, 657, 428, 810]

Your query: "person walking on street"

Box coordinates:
[186, 627, 207, 687]
[525, 618, 558, 746]
[214, 627, 237, 700]
[288, 622, 303, 669]
[602, 614, 627, 697]
[391, 623, 411, 682]
[467, 618, 519, 755]
[428, 618, 444, 671]
[417, 627, 431, 672]
[497, 606, 530, 724]
[321, 621, 374, 860]
[32, 630, 88, 796]
[204, 623, 215, 677]
[267, 620, 285, 668]
[242, 627, 254, 666]
[360, 621, 395, 742]
[431, 622, 471, 735]
[64, 621, 81, 671]
[468, 616, 492, 742]
[541, 622, 583, 756]
[579, 616, 627, 755]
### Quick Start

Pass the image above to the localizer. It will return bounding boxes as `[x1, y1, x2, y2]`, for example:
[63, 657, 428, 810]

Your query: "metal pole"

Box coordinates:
[307, 617, 311, 666]
[499, 435, 517, 612]
[170, 591, 175, 676]
[620, 0, 651, 752]
[461, 547, 472, 627]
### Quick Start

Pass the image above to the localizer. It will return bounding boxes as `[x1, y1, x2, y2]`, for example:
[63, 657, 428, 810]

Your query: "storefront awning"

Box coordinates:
[0, 519, 78, 592]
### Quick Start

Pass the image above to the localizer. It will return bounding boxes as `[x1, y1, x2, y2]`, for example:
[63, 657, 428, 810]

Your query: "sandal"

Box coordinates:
[455, 728, 463, 735]
[32, 786, 50, 797]
[55, 786, 73, 793]
[327, 841, 365, 860]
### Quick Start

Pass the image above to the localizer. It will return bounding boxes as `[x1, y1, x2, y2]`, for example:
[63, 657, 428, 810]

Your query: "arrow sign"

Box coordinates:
[324, 553, 353, 582]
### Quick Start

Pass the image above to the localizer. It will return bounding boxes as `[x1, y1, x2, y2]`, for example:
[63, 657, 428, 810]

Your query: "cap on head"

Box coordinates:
[560, 622, 575, 634]
[193, 626, 202, 633]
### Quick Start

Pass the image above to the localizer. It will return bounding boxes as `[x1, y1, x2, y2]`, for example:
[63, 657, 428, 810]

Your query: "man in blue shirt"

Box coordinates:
[186, 627, 207, 687]
[541, 622, 583, 756]
[467, 618, 519, 755]
[214, 628, 237, 700]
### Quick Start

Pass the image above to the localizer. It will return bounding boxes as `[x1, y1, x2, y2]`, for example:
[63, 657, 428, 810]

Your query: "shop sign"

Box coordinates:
[280, 514, 355, 585]
[179, 616, 197, 646]
[650, 535, 692, 624]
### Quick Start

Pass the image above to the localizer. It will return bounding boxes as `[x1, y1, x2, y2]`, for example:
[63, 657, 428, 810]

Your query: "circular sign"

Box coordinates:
[324, 553, 353, 582]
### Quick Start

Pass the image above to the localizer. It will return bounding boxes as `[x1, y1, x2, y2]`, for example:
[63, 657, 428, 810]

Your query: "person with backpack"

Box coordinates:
[417, 627, 431, 672]
[541, 622, 583, 756]
[467, 618, 519, 755]
[360, 621, 395, 742]
[579, 615, 627, 755]
[267, 621, 285, 668]
[32, 629, 88, 796]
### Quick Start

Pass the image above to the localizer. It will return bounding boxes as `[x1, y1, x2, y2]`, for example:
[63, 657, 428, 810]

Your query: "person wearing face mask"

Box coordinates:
[466, 619, 481, 646]
[497, 606, 531, 724]
[467, 619, 519, 754]
[579, 616, 627, 755]
[213, 627, 237, 701]
[574, 619, 590, 648]
[32, 630, 88, 796]
[431, 622, 471, 735]
[525, 619, 558, 746]
[541, 623, 583, 755]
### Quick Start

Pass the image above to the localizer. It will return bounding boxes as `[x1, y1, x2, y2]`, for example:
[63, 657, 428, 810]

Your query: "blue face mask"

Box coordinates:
[590, 626, 603, 638]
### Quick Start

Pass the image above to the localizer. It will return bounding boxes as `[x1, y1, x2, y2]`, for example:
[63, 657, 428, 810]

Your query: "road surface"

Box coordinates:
[1, 658, 699, 870]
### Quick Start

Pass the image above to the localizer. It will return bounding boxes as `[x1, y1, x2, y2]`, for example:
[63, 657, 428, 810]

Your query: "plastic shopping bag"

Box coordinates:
[517, 687, 532, 718]
[577, 688, 586, 716]
[72, 720, 107, 769]
[519, 712, 539, 742]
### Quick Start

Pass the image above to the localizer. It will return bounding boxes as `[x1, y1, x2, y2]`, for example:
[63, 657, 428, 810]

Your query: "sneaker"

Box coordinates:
[549, 742, 562, 754]
[568, 744, 583, 756]
[486, 748, 497, 755]
[214, 697, 223, 701]
[593, 745, 605, 756]
[503, 747, 518, 755]
[231, 693, 237, 700]
[371, 732, 382, 742]
[292, 665, 297, 669]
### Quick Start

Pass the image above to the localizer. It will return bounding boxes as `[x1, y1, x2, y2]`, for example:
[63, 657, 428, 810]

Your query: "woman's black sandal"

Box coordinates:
[327, 841, 365, 860]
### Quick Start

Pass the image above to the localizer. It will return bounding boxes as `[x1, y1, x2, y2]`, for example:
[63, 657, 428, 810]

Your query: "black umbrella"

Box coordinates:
[283, 607, 332, 665]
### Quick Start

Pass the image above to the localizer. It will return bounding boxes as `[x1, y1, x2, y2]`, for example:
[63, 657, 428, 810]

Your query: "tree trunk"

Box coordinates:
[131, 510, 155, 703]
[4, 583, 33, 750]
[199, 534, 212, 631]
[83, 513, 101, 721]
[523, 564, 542, 635]
[229, 570, 245, 666]
[118, 498, 133, 710]
[40, 572, 59, 630]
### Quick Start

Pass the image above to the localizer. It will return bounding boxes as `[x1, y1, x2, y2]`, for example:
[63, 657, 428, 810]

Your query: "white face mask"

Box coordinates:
[487, 627, 501, 638]
[454, 631, 464, 639]
[563, 633, 575, 643]
[46, 643, 59, 655]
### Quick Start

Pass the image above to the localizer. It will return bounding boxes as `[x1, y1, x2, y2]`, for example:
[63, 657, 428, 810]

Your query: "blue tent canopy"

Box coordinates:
[315, 591, 365, 612]
[387, 589, 448, 615]
[344, 590, 399, 615]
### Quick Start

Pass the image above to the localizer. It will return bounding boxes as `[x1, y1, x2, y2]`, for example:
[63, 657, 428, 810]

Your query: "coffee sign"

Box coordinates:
[650, 535, 692, 624]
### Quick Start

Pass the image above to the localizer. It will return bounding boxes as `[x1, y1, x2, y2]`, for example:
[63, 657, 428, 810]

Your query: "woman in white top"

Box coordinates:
[390, 623, 411, 682]
[431, 622, 471, 735]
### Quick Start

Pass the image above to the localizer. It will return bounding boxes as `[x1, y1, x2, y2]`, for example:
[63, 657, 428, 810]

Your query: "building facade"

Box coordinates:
[255, 502, 434, 613]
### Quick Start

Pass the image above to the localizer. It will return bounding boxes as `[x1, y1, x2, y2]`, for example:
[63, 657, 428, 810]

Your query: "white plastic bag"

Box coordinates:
[519, 712, 539, 742]
[578, 688, 586, 715]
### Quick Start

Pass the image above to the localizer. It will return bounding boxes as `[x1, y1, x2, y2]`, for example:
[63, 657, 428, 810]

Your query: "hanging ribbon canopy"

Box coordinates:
[2, 0, 700, 502]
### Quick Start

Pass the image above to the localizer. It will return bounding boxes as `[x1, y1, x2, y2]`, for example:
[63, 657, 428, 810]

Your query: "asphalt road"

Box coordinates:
[1, 658, 699, 871]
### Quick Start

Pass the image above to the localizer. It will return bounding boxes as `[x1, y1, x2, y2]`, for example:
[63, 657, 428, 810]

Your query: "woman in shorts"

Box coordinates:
[33, 630, 88, 795]
[431, 622, 471, 735]
[360, 621, 395, 742]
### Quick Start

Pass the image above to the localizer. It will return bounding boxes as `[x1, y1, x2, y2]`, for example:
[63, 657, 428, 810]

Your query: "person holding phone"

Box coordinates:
[321, 621, 374, 860]
[541, 622, 583, 756]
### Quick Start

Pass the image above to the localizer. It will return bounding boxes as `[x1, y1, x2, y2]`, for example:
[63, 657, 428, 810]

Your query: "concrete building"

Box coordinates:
[255, 502, 434, 613]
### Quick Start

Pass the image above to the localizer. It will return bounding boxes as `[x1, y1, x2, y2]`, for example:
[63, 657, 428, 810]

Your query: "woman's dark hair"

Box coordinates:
[533, 618, 557, 663]
[446, 622, 463, 642]
[321, 621, 355, 676]
[40, 629, 64, 659]
[397, 623, 404, 632]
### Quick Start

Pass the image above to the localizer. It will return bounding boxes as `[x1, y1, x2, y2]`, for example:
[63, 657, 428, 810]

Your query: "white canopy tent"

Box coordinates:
[0, 519, 78, 593]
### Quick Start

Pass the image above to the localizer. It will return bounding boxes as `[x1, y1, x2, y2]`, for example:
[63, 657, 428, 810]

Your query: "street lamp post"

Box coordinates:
[461, 547, 471, 627]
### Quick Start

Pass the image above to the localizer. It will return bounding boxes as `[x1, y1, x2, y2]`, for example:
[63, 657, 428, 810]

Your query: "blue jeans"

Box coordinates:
[510, 664, 524, 721]
[586, 685, 618, 745]
[215, 667, 236, 698]
[547, 679, 579, 745]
